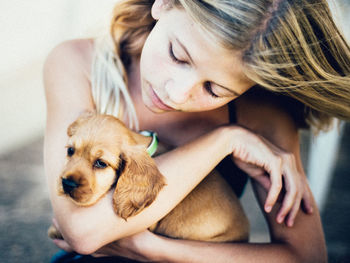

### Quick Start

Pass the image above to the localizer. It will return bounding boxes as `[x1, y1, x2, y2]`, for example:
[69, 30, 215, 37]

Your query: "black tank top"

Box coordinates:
[216, 101, 248, 198]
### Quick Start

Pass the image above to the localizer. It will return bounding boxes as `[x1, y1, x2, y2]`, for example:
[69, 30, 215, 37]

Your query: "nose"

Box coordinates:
[62, 177, 79, 194]
[165, 78, 197, 104]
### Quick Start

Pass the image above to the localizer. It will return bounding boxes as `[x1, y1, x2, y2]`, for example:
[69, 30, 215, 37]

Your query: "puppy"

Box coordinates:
[48, 113, 249, 242]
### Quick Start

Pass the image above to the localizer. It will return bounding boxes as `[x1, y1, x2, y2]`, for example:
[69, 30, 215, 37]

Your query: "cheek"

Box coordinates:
[95, 168, 117, 192]
[140, 27, 168, 79]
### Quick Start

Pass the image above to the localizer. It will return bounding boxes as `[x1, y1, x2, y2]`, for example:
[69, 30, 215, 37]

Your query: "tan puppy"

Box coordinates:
[48, 113, 249, 242]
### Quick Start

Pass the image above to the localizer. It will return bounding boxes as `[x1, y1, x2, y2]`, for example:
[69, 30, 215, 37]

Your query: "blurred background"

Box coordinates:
[0, 0, 349, 262]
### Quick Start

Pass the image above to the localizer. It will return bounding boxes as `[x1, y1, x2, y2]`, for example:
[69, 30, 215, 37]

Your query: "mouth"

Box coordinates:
[148, 83, 175, 111]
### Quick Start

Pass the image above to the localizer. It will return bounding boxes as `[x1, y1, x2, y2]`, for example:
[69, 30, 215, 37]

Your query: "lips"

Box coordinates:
[148, 84, 175, 111]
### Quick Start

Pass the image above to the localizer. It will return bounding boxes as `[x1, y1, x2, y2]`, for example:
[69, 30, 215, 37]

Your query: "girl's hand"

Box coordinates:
[228, 127, 313, 227]
[92, 230, 161, 261]
[51, 218, 74, 252]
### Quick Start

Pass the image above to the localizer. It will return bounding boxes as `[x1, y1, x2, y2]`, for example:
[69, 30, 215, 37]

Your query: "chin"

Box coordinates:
[148, 106, 165, 113]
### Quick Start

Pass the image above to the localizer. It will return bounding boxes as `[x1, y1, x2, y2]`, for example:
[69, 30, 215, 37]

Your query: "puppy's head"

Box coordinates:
[59, 113, 166, 220]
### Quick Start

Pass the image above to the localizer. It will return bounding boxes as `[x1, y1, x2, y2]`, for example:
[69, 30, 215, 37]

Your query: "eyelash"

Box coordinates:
[169, 42, 186, 64]
[169, 42, 218, 98]
[204, 82, 219, 98]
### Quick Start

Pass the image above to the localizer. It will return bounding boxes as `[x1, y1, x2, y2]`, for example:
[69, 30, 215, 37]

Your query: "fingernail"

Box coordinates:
[265, 205, 272, 213]
[288, 220, 294, 227]
[277, 217, 283, 224]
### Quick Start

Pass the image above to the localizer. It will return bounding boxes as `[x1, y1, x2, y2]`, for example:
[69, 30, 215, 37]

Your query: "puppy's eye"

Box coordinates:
[67, 147, 75, 157]
[94, 159, 107, 169]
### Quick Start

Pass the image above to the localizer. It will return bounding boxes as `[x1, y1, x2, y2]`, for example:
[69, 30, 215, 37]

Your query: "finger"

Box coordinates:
[275, 164, 299, 223]
[53, 239, 74, 252]
[264, 157, 283, 213]
[301, 184, 314, 214]
[276, 186, 298, 224]
[253, 174, 271, 192]
[91, 253, 108, 258]
[286, 194, 302, 227]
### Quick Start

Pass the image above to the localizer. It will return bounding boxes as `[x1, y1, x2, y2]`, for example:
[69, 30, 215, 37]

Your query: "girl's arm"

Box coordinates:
[93, 97, 326, 262]
[114, 183, 325, 263]
[157, 104, 326, 262]
[44, 40, 315, 255]
[233, 90, 314, 226]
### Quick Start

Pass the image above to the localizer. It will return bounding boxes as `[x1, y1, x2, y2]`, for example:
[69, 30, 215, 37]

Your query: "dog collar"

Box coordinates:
[139, 130, 158, 157]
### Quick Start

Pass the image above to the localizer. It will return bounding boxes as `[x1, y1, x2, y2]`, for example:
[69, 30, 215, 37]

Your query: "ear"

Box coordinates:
[151, 0, 171, 20]
[113, 147, 166, 220]
[67, 111, 95, 137]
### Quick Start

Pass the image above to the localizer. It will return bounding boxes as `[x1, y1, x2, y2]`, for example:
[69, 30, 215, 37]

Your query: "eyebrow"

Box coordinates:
[175, 37, 242, 97]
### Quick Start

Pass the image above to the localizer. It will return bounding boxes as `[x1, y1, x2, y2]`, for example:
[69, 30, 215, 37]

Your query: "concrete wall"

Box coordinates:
[0, 0, 117, 155]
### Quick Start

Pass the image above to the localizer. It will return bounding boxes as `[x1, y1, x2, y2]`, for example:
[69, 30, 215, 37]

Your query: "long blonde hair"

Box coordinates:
[110, 0, 350, 131]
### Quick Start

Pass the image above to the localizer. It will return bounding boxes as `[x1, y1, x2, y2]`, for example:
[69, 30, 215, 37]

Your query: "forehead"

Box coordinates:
[166, 8, 251, 92]
[68, 117, 125, 153]
[68, 131, 122, 168]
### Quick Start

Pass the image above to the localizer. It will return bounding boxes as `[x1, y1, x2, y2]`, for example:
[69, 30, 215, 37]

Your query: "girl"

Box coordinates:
[45, 0, 350, 262]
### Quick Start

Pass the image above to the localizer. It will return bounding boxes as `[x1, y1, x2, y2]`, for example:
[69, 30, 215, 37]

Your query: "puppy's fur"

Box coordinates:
[48, 114, 249, 242]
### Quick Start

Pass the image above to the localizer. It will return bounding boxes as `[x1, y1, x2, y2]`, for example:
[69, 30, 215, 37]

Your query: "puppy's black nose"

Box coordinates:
[62, 177, 79, 194]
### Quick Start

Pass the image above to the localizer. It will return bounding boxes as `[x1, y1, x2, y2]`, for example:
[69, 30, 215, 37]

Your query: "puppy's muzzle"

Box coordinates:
[62, 177, 79, 195]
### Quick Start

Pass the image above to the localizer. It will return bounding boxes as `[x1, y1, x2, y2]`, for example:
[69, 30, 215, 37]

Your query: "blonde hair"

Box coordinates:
[91, 36, 139, 130]
[90, 0, 155, 130]
[109, 0, 350, 131]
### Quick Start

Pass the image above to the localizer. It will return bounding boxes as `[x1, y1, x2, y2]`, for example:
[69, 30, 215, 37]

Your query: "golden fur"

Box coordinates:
[48, 113, 249, 242]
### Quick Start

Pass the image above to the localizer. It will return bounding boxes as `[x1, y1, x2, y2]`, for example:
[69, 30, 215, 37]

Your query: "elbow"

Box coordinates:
[293, 248, 327, 263]
[57, 217, 104, 255]
[301, 234, 327, 263]
[304, 244, 327, 263]
[61, 231, 99, 255]
[70, 242, 98, 256]
[66, 234, 99, 255]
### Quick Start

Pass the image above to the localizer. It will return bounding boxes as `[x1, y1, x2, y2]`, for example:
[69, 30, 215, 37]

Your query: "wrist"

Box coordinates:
[218, 125, 244, 156]
[143, 234, 171, 262]
[154, 235, 179, 263]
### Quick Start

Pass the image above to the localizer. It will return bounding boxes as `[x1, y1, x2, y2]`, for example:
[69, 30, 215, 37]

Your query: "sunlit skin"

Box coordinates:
[43, 0, 327, 261]
[140, 7, 255, 113]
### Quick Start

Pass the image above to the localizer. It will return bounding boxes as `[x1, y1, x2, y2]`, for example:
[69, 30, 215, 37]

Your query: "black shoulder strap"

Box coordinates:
[215, 101, 248, 198]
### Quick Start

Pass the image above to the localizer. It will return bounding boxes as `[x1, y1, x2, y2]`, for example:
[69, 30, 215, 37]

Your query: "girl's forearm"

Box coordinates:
[153, 126, 233, 210]
[147, 179, 326, 263]
[155, 238, 298, 263]
[48, 126, 236, 253]
[153, 206, 326, 262]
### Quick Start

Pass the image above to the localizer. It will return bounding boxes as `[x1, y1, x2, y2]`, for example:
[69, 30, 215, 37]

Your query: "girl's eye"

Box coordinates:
[204, 82, 219, 98]
[169, 42, 187, 64]
[94, 159, 108, 169]
[67, 147, 75, 157]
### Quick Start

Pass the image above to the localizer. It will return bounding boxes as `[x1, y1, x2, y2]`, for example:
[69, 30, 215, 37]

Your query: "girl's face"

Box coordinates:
[140, 3, 254, 113]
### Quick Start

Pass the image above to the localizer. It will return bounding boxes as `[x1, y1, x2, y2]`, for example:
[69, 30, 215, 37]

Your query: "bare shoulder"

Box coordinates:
[45, 39, 94, 66]
[234, 89, 299, 151]
[43, 39, 96, 131]
[44, 39, 94, 83]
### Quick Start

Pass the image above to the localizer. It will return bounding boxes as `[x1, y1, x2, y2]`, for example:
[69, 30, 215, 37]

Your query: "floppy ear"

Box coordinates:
[113, 146, 166, 220]
[67, 111, 95, 137]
